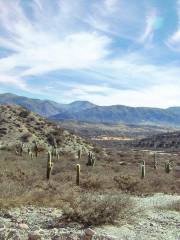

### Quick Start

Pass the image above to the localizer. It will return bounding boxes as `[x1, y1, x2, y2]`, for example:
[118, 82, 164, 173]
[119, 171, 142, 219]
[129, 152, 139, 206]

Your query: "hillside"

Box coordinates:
[132, 130, 180, 150]
[0, 104, 91, 153]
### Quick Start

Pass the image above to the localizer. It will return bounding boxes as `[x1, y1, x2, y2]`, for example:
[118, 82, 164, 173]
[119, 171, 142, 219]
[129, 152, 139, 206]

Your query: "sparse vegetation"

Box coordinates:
[0, 104, 179, 227]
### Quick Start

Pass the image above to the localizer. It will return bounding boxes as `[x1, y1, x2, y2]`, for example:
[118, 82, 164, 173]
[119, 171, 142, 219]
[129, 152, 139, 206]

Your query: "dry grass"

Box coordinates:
[61, 192, 133, 225]
[0, 148, 179, 225]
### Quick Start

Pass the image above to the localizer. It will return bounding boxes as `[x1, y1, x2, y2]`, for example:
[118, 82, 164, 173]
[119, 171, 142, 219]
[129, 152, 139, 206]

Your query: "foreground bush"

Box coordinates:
[61, 192, 134, 225]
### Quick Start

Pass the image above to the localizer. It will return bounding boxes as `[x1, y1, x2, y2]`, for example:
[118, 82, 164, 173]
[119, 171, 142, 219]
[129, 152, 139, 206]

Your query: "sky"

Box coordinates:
[0, 0, 180, 107]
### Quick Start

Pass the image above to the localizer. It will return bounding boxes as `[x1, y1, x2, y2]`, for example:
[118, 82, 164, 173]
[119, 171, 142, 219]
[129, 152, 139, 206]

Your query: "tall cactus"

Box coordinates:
[78, 149, 81, 160]
[57, 152, 60, 160]
[76, 164, 80, 186]
[34, 142, 38, 158]
[153, 153, 157, 169]
[52, 146, 58, 158]
[87, 152, 96, 166]
[19, 143, 23, 156]
[28, 149, 34, 160]
[165, 160, 171, 174]
[141, 161, 145, 179]
[47, 151, 53, 180]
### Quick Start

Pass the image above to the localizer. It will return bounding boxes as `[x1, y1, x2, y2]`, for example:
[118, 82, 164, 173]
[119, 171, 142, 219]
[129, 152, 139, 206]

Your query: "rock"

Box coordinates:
[84, 228, 96, 236]
[28, 231, 42, 240]
[18, 223, 29, 230]
[0, 222, 5, 230]
[3, 212, 13, 219]
[83, 228, 96, 240]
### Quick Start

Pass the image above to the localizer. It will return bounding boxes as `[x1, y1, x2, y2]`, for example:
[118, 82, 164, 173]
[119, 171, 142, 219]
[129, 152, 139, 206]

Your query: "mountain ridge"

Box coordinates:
[1, 93, 180, 126]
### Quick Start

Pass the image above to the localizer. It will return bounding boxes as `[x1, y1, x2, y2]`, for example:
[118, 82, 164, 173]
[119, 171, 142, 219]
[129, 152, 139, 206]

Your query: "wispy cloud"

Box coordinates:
[166, 0, 180, 51]
[139, 9, 158, 43]
[0, 0, 179, 107]
[0, 0, 111, 88]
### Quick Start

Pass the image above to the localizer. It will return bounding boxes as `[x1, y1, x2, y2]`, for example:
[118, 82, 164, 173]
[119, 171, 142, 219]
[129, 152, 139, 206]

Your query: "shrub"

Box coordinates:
[113, 175, 142, 193]
[61, 192, 134, 225]
[20, 133, 32, 143]
[19, 110, 30, 118]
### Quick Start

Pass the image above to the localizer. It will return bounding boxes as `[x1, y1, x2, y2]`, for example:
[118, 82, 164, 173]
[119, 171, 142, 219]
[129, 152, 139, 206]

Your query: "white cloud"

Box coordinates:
[166, 0, 180, 50]
[0, 0, 180, 108]
[104, 0, 118, 13]
[61, 83, 180, 108]
[139, 9, 157, 43]
[0, 74, 27, 90]
[0, 0, 111, 88]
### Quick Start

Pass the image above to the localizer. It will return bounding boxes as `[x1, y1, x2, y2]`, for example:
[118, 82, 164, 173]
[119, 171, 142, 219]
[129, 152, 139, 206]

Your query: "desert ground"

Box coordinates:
[0, 145, 179, 239]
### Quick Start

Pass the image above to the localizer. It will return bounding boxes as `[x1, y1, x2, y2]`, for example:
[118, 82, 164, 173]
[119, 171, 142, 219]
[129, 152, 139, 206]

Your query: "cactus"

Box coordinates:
[47, 151, 53, 180]
[78, 149, 81, 160]
[27, 147, 30, 155]
[16, 143, 23, 156]
[165, 160, 171, 173]
[141, 161, 145, 179]
[57, 152, 60, 160]
[87, 152, 96, 166]
[153, 153, 157, 169]
[19, 144, 23, 156]
[52, 146, 58, 158]
[29, 150, 34, 160]
[52, 137, 57, 148]
[91, 157, 95, 167]
[76, 164, 80, 186]
[34, 142, 38, 158]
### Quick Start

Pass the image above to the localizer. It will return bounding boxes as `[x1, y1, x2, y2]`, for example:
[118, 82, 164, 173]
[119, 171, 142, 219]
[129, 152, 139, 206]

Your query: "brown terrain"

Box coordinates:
[0, 105, 179, 239]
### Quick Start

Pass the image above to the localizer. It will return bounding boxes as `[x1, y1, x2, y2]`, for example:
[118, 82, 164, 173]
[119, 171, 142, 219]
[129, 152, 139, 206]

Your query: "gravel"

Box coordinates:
[0, 193, 179, 240]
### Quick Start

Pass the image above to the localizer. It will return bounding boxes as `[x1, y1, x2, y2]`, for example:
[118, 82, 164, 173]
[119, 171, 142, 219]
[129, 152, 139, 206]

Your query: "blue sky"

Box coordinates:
[0, 0, 180, 107]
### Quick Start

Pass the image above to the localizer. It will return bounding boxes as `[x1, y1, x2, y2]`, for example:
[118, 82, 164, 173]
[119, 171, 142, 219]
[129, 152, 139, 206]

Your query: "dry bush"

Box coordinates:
[81, 175, 107, 191]
[20, 132, 32, 142]
[61, 192, 134, 225]
[113, 175, 143, 193]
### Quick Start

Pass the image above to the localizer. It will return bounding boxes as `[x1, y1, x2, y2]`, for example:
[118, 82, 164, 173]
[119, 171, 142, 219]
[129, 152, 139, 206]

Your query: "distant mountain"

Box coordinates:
[0, 93, 63, 117]
[2, 93, 180, 126]
[0, 93, 95, 117]
[51, 105, 180, 126]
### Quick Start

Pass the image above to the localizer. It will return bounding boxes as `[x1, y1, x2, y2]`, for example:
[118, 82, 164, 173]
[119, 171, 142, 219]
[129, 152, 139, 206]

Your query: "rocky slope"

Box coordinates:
[132, 130, 180, 150]
[0, 104, 91, 153]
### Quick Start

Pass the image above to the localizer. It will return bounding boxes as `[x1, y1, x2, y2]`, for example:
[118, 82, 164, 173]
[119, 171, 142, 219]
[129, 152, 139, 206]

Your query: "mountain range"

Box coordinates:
[1, 93, 180, 126]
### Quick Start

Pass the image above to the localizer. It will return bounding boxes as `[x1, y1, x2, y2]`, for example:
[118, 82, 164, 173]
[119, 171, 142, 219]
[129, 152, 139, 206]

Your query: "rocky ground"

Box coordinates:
[0, 194, 179, 240]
